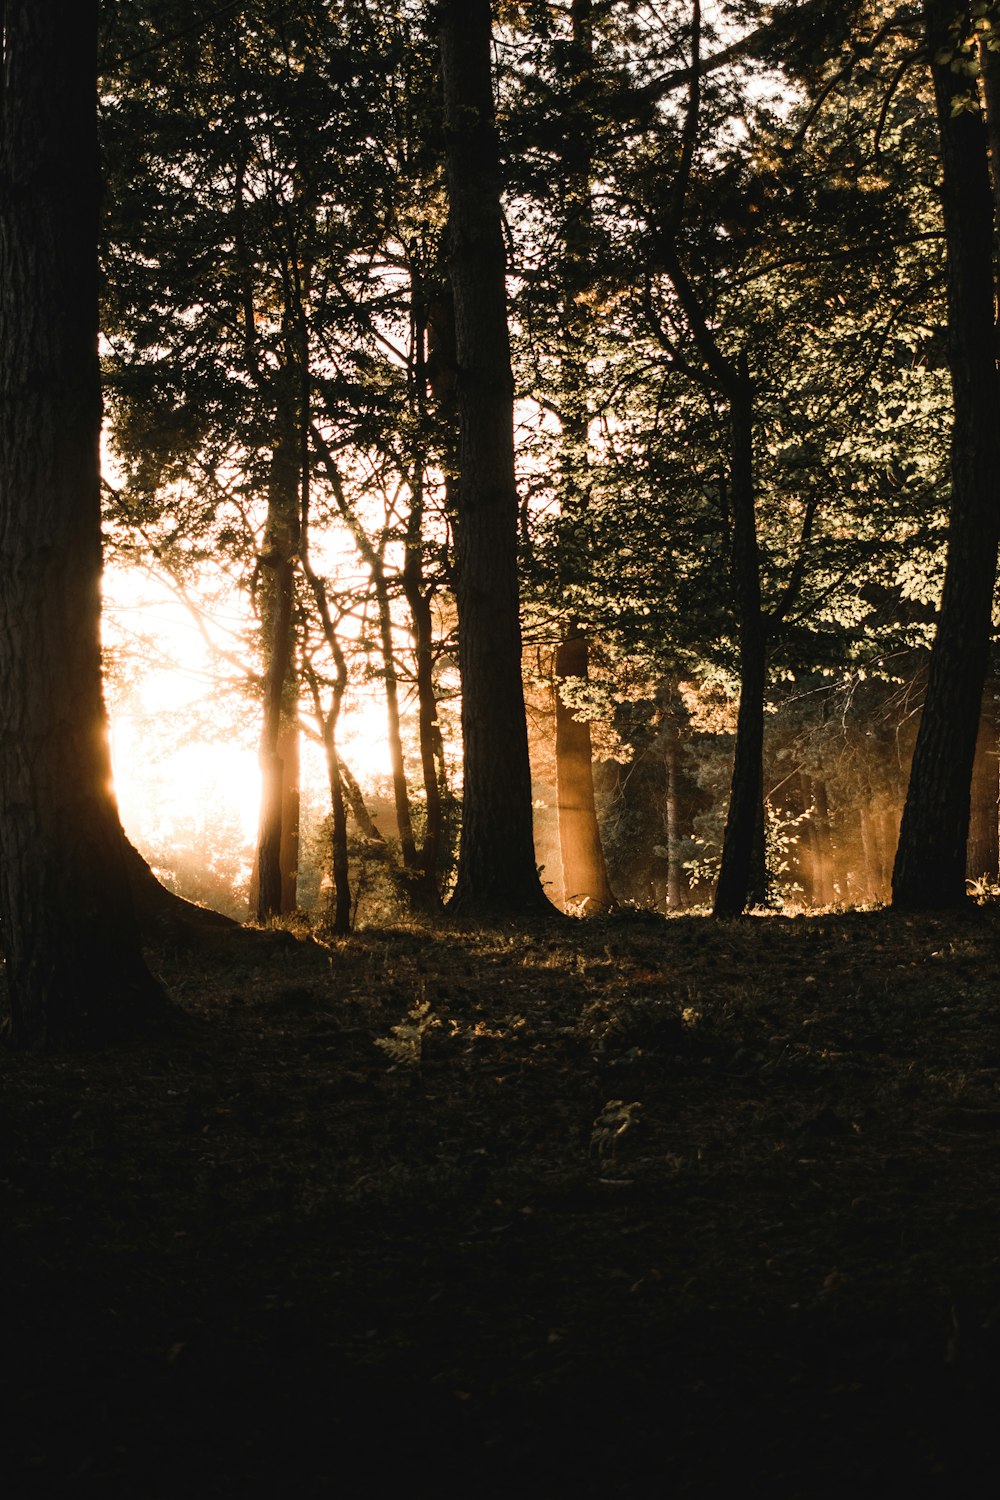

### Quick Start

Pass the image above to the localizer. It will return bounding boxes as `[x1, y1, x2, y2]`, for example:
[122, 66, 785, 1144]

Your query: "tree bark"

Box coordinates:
[321, 723, 351, 936]
[967, 707, 1000, 884]
[555, 631, 615, 911]
[439, 0, 553, 919]
[372, 560, 419, 873]
[278, 714, 300, 912]
[664, 726, 684, 910]
[552, 0, 617, 916]
[713, 362, 768, 917]
[401, 489, 446, 909]
[812, 778, 833, 907]
[0, 1, 170, 1046]
[253, 405, 300, 922]
[892, 0, 1000, 909]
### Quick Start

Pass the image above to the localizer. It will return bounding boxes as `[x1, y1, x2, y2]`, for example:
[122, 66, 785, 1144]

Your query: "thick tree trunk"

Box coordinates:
[555, 631, 615, 912]
[0, 1, 169, 1046]
[892, 1, 1000, 909]
[713, 365, 768, 917]
[439, 0, 552, 919]
[123, 839, 239, 938]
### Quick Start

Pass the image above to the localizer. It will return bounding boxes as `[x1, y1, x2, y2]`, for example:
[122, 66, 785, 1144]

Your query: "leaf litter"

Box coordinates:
[3, 904, 1000, 1496]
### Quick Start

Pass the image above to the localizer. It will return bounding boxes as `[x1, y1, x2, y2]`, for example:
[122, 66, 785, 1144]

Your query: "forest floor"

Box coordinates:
[3, 904, 1000, 1498]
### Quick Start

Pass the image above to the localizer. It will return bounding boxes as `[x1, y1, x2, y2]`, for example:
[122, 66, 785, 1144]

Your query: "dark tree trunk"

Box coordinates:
[373, 562, 419, 873]
[401, 505, 446, 910]
[555, 631, 615, 912]
[253, 408, 300, 923]
[713, 364, 768, 917]
[278, 716, 300, 912]
[321, 727, 351, 936]
[892, 0, 1000, 909]
[0, 2, 169, 1046]
[122, 839, 238, 939]
[966, 708, 999, 884]
[439, 0, 552, 919]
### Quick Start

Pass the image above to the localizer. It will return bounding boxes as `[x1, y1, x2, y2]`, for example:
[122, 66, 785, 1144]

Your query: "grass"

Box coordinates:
[3, 904, 1000, 1496]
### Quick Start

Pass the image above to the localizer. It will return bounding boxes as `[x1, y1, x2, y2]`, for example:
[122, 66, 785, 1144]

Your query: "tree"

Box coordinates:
[438, 0, 554, 918]
[549, 0, 617, 914]
[103, 1, 456, 920]
[0, 1, 169, 1046]
[892, 0, 1000, 908]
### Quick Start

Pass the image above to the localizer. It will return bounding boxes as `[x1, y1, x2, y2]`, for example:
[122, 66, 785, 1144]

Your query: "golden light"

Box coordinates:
[102, 558, 402, 912]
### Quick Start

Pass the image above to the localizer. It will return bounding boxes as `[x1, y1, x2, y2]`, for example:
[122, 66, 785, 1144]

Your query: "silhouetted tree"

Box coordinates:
[0, 1, 169, 1046]
[892, 0, 1000, 908]
[439, 0, 553, 918]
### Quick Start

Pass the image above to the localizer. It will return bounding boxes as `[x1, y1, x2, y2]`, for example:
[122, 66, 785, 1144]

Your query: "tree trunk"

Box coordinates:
[713, 363, 768, 918]
[0, 1, 169, 1046]
[321, 727, 351, 936]
[812, 778, 833, 907]
[340, 758, 388, 848]
[278, 715, 300, 912]
[892, 0, 1000, 909]
[552, 0, 616, 917]
[966, 708, 999, 884]
[555, 631, 615, 912]
[439, 0, 552, 920]
[664, 727, 684, 910]
[373, 562, 418, 873]
[799, 773, 819, 905]
[401, 530, 445, 908]
[253, 411, 300, 922]
[859, 808, 879, 904]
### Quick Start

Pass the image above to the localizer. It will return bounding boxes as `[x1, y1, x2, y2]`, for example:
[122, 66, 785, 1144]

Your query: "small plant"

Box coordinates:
[374, 996, 440, 1071]
[967, 875, 1000, 905]
[590, 1099, 642, 1163]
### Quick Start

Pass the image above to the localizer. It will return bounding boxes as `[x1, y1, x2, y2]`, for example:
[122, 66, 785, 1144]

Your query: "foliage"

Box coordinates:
[373, 993, 441, 1070]
[92, 0, 1000, 914]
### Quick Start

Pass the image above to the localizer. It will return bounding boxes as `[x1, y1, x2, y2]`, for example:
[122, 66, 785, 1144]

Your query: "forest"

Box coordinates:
[2, 0, 1000, 1494]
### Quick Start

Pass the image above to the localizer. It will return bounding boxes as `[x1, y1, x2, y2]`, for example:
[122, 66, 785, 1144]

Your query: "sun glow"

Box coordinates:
[110, 712, 262, 848]
[103, 558, 405, 913]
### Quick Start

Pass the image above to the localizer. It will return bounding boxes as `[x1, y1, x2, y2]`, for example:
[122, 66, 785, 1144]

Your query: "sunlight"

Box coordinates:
[110, 712, 261, 849]
[334, 695, 395, 788]
[103, 555, 403, 912]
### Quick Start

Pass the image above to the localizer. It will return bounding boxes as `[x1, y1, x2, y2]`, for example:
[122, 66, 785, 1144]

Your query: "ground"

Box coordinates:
[3, 904, 1000, 1497]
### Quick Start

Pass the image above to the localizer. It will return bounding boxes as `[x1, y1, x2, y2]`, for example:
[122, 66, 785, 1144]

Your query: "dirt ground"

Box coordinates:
[3, 904, 1000, 1497]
